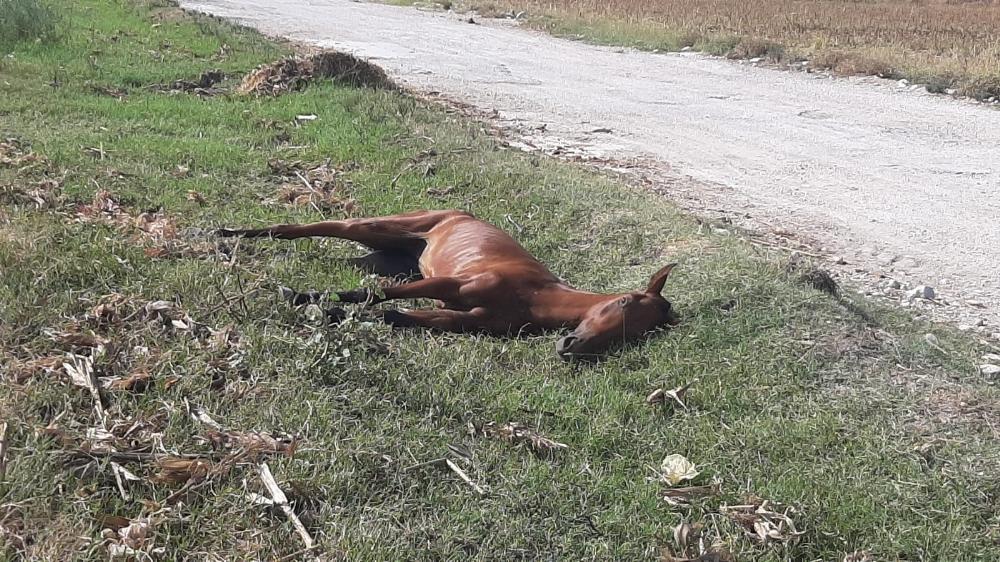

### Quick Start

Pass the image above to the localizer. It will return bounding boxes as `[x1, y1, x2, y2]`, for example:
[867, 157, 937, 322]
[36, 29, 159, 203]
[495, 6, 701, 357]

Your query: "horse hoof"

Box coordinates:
[278, 285, 296, 303]
[326, 306, 347, 323]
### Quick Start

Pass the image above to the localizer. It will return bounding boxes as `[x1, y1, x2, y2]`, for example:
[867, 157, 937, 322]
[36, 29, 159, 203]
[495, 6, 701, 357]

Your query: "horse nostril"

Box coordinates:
[556, 335, 578, 356]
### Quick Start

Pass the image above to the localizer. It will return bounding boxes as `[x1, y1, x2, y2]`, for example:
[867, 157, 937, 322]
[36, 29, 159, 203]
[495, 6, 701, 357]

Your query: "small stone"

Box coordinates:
[898, 79, 910, 87]
[945, 88, 957, 96]
[749, 57, 763, 63]
[980, 364, 1000, 376]
[907, 285, 935, 300]
[958, 324, 974, 332]
[681, 46, 693, 52]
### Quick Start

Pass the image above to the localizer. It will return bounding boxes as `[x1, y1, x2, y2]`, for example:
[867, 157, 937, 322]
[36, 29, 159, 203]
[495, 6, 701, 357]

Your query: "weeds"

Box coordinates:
[0, 0, 59, 43]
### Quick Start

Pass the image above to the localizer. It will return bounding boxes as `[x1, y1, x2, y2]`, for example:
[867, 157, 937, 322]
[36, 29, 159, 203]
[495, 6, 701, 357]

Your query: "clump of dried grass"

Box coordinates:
[470, 421, 568, 455]
[269, 159, 356, 213]
[237, 51, 395, 96]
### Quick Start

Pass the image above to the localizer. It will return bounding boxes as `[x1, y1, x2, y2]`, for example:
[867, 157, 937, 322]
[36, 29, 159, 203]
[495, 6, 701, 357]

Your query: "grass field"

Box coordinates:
[428, 0, 1000, 100]
[2, 0, 1000, 560]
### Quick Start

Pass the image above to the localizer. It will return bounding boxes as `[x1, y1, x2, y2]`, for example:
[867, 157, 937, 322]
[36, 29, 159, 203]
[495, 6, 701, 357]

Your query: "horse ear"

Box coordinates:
[645, 263, 677, 295]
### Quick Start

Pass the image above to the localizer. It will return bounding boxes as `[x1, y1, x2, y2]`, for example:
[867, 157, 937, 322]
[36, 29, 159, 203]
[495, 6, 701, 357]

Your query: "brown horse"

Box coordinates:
[218, 210, 678, 360]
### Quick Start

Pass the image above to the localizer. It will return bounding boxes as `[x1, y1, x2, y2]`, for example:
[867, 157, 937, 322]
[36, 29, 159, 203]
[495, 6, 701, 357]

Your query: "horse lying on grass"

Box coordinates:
[218, 210, 678, 360]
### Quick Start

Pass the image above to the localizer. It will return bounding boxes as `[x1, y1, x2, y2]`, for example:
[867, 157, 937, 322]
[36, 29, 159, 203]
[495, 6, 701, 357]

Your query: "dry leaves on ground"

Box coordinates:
[150, 457, 212, 485]
[269, 159, 356, 213]
[663, 483, 721, 507]
[661, 521, 736, 562]
[5, 355, 62, 384]
[100, 516, 165, 559]
[1, 177, 63, 208]
[647, 380, 695, 408]
[148, 69, 225, 96]
[470, 421, 568, 455]
[204, 429, 297, 460]
[0, 138, 47, 171]
[721, 496, 805, 545]
[75, 190, 219, 259]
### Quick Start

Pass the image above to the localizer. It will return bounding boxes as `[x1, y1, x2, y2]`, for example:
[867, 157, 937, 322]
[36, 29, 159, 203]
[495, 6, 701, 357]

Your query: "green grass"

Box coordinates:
[0, 0, 60, 43]
[2, 0, 1000, 560]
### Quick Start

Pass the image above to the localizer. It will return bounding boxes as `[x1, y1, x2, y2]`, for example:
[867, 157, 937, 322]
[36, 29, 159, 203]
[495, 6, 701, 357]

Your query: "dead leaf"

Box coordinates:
[148, 69, 225, 96]
[92, 85, 127, 100]
[6, 355, 61, 384]
[661, 548, 735, 562]
[721, 496, 805, 545]
[674, 521, 704, 555]
[269, 159, 354, 213]
[659, 454, 699, 485]
[648, 381, 695, 408]
[62, 354, 107, 421]
[188, 404, 223, 430]
[205, 429, 296, 459]
[171, 165, 190, 178]
[663, 484, 720, 507]
[426, 186, 454, 198]
[186, 190, 206, 205]
[76, 189, 126, 224]
[97, 514, 131, 531]
[82, 427, 119, 454]
[0, 138, 47, 170]
[36, 424, 77, 448]
[161, 376, 182, 391]
[474, 421, 567, 455]
[150, 457, 211, 485]
[646, 388, 666, 404]
[90, 293, 133, 324]
[102, 516, 164, 558]
[134, 212, 178, 243]
[53, 330, 109, 349]
[843, 551, 875, 562]
[105, 371, 152, 393]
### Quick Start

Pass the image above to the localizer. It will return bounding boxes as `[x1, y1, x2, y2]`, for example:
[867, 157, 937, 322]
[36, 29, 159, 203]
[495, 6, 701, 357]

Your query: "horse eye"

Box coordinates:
[619, 296, 629, 306]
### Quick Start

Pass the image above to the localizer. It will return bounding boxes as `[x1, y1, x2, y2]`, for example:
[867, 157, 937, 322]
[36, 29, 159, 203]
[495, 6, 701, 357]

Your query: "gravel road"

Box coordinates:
[182, 0, 1000, 331]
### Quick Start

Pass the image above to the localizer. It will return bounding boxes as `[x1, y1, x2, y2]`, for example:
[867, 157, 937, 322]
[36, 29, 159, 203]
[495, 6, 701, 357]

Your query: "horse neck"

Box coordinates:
[530, 283, 620, 328]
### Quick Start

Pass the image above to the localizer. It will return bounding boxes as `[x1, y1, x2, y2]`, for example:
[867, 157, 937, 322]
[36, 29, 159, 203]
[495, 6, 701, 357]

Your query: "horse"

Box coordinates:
[218, 210, 678, 360]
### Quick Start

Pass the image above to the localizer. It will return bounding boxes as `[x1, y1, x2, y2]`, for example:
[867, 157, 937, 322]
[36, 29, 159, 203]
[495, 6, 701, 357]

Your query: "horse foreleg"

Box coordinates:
[280, 276, 465, 313]
[381, 308, 489, 332]
[335, 277, 465, 304]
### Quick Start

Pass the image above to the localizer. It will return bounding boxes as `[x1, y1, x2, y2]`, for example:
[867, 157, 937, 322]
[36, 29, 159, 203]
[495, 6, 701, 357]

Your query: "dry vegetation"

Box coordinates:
[458, 0, 1000, 99]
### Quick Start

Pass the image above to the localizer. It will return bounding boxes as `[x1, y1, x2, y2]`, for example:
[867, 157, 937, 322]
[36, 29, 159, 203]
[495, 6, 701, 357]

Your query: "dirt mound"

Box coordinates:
[237, 52, 395, 95]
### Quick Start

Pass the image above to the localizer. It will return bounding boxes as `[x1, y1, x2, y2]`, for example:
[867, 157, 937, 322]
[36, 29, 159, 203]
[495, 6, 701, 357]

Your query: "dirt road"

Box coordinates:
[182, 0, 1000, 330]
